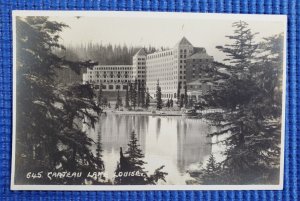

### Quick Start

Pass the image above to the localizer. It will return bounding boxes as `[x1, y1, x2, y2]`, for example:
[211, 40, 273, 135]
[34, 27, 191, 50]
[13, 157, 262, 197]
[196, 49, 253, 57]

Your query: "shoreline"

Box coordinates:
[104, 110, 183, 117]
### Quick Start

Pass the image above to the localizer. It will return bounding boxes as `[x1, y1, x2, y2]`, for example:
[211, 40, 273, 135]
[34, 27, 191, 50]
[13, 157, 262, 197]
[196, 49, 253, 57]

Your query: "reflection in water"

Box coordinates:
[85, 114, 212, 185]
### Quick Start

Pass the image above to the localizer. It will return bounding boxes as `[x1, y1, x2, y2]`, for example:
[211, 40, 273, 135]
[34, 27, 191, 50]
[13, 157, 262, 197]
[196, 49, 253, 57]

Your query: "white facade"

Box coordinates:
[83, 65, 133, 91]
[132, 48, 147, 83]
[82, 37, 211, 97]
[146, 37, 194, 100]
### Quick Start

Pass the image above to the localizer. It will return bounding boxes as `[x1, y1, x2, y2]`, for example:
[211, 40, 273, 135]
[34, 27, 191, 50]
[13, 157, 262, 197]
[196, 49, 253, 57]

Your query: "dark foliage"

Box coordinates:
[192, 21, 283, 185]
[114, 131, 167, 185]
[15, 17, 105, 185]
[156, 80, 162, 110]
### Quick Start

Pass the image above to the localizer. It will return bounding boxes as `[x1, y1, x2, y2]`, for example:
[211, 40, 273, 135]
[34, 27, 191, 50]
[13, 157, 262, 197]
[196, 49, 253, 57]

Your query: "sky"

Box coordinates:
[49, 12, 285, 62]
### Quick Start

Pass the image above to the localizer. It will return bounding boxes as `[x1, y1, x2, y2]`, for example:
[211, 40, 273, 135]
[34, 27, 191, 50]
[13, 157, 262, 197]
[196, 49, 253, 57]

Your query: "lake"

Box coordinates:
[85, 113, 212, 185]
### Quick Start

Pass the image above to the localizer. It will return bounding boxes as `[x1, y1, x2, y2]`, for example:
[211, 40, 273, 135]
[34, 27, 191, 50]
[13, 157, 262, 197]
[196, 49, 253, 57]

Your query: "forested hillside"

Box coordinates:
[54, 43, 157, 85]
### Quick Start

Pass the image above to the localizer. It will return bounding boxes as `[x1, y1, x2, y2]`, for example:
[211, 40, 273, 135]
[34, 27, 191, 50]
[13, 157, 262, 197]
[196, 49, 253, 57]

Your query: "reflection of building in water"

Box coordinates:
[98, 114, 147, 154]
[176, 119, 212, 173]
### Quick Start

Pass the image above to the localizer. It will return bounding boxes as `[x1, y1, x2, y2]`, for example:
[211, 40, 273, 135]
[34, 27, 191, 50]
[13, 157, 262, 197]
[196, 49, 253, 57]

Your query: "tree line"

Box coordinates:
[56, 42, 157, 65]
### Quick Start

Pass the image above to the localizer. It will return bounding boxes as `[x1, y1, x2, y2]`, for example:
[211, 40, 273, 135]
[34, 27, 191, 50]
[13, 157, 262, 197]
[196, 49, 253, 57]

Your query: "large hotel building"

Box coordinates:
[83, 37, 214, 100]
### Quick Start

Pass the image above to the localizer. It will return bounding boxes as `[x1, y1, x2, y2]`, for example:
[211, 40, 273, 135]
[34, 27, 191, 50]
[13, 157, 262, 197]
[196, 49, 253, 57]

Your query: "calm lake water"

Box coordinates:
[85, 114, 212, 185]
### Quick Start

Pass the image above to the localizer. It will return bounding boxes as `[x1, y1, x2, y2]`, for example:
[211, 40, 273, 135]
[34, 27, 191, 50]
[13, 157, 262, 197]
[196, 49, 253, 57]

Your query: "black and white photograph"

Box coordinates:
[11, 11, 286, 190]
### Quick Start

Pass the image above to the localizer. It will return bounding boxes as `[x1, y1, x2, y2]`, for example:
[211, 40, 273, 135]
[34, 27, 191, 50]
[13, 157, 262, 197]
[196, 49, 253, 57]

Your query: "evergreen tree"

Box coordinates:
[15, 17, 104, 184]
[200, 155, 221, 184]
[137, 80, 141, 107]
[177, 82, 181, 105]
[129, 82, 133, 104]
[180, 94, 184, 108]
[188, 98, 194, 108]
[140, 83, 146, 107]
[184, 85, 188, 108]
[114, 131, 167, 185]
[156, 80, 162, 110]
[96, 130, 104, 171]
[198, 21, 283, 184]
[145, 88, 150, 109]
[125, 83, 130, 108]
[131, 80, 137, 109]
[115, 90, 122, 109]
[166, 99, 170, 108]
[170, 98, 173, 108]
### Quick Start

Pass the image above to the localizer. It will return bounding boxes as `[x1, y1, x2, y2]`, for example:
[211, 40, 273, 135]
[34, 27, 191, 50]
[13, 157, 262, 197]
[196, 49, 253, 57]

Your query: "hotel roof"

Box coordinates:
[174, 36, 193, 47]
[134, 48, 147, 56]
[188, 52, 214, 60]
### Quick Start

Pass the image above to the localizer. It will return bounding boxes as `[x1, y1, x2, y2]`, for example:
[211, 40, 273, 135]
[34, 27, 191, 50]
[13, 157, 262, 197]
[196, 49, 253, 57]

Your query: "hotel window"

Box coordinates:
[109, 85, 114, 90]
[116, 85, 120, 89]
[123, 85, 127, 90]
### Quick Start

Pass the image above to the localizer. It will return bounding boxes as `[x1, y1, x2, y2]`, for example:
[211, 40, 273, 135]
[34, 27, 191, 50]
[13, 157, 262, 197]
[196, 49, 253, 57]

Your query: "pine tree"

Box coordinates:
[15, 17, 104, 185]
[131, 80, 137, 109]
[114, 131, 167, 185]
[137, 80, 141, 107]
[125, 83, 130, 108]
[177, 82, 181, 105]
[184, 85, 188, 108]
[145, 88, 150, 109]
[96, 130, 104, 171]
[201, 155, 221, 184]
[166, 99, 170, 108]
[115, 90, 122, 109]
[180, 94, 184, 108]
[199, 21, 283, 184]
[125, 131, 146, 170]
[188, 98, 194, 108]
[156, 80, 162, 110]
[140, 83, 145, 108]
[129, 82, 133, 104]
[170, 98, 173, 108]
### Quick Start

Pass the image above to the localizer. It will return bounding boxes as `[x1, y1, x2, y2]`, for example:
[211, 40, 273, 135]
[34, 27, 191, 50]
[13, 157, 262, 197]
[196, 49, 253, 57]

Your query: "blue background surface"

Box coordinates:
[0, 0, 299, 200]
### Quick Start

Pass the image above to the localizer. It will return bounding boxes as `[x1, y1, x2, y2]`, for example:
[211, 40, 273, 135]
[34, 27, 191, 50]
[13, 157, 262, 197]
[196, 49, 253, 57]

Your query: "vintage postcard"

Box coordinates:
[11, 11, 286, 190]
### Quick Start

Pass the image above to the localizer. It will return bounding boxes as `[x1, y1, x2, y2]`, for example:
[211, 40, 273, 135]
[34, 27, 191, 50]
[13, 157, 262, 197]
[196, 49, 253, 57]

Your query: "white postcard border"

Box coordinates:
[11, 10, 287, 191]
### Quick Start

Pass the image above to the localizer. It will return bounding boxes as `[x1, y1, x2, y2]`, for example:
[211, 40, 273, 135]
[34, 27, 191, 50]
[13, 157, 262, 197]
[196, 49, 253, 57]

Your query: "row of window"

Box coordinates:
[189, 58, 212, 62]
[153, 93, 177, 99]
[95, 71, 132, 75]
[90, 79, 131, 83]
[94, 84, 127, 90]
[92, 75, 132, 78]
[93, 66, 132, 70]
[147, 51, 173, 59]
